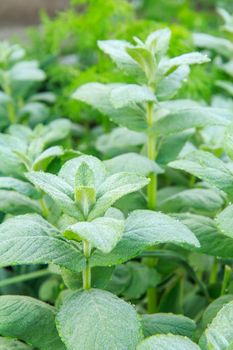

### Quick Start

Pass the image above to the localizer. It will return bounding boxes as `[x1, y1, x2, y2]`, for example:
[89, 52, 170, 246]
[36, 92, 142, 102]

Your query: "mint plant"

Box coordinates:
[72, 28, 233, 312]
[0, 41, 55, 128]
[0, 154, 200, 349]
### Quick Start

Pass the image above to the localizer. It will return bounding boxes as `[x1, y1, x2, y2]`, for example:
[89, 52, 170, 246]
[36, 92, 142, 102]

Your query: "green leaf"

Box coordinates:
[56, 289, 142, 350]
[145, 28, 171, 59]
[224, 123, 233, 160]
[0, 177, 38, 197]
[98, 39, 141, 76]
[193, 33, 233, 58]
[0, 214, 85, 272]
[157, 65, 190, 100]
[200, 301, 233, 350]
[175, 213, 233, 258]
[88, 172, 149, 220]
[0, 337, 32, 349]
[9, 61, 46, 81]
[156, 107, 233, 136]
[127, 46, 156, 82]
[26, 171, 84, 220]
[0, 190, 41, 215]
[104, 153, 163, 176]
[32, 146, 65, 171]
[216, 81, 233, 97]
[142, 313, 196, 338]
[59, 155, 106, 190]
[72, 83, 147, 131]
[216, 205, 233, 238]
[91, 210, 199, 267]
[109, 84, 155, 108]
[0, 295, 65, 350]
[202, 295, 233, 330]
[137, 334, 200, 350]
[169, 151, 233, 196]
[64, 217, 124, 253]
[159, 188, 225, 216]
[96, 127, 146, 154]
[159, 52, 210, 74]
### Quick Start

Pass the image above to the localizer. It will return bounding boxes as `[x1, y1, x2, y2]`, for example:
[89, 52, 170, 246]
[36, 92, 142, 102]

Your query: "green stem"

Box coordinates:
[145, 100, 158, 313]
[146, 101, 157, 210]
[221, 265, 231, 296]
[209, 259, 219, 284]
[39, 197, 50, 219]
[3, 80, 17, 124]
[0, 269, 50, 288]
[83, 240, 91, 290]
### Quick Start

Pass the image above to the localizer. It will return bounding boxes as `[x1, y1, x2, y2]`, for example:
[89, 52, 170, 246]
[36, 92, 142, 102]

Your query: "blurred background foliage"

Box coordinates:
[21, 0, 232, 127]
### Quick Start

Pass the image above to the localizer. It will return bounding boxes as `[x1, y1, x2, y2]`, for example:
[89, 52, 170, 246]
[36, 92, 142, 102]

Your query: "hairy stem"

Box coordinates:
[0, 269, 50, 288]
[83, 240, 91, 290]
[39, 197, 50, 219]
[145, 100, 158, 313]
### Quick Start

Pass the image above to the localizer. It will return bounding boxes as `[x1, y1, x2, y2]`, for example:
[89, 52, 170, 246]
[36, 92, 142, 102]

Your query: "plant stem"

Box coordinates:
[209, 259, 219, 284]
[146, 100, 158, 313]
[0, 269, 50, 288]
[39, 197, 50, 219]
[221, 265, 231, 296]
[146, 101, 157, 210]
[83, 240, 91, 290]
[3, 80, 17, 124]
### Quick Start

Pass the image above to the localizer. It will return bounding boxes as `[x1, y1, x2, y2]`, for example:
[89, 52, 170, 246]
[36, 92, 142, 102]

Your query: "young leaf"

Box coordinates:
[9, 61, 46, 81]
[59, 155, 106, 190]
[104, 153, 163, 176]
[145, 28, 171, 59]
[56, 289, 142, 350]
[200, 301, 233, 350]
[169, 150, 233, 196]
[0, 214, 85, 272]
[142, 313, 196, 338]
[0, 295, 65, 350]
[27, 171, 84, 220]
[88, 172, 149, 220]
[137, 334, 200, 350]
[98, 39, 141, 76]
[64, 217, 124, 253]
[91, 210, 199, 268]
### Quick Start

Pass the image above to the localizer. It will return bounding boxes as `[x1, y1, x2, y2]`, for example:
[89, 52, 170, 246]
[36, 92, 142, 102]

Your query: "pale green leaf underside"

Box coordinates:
[64, 217, 124, 253]
[0, 295, 65, 350]
[56, 289, 142, 350]
[0, 214, 85, 272]
[137, 334, 200, 350]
